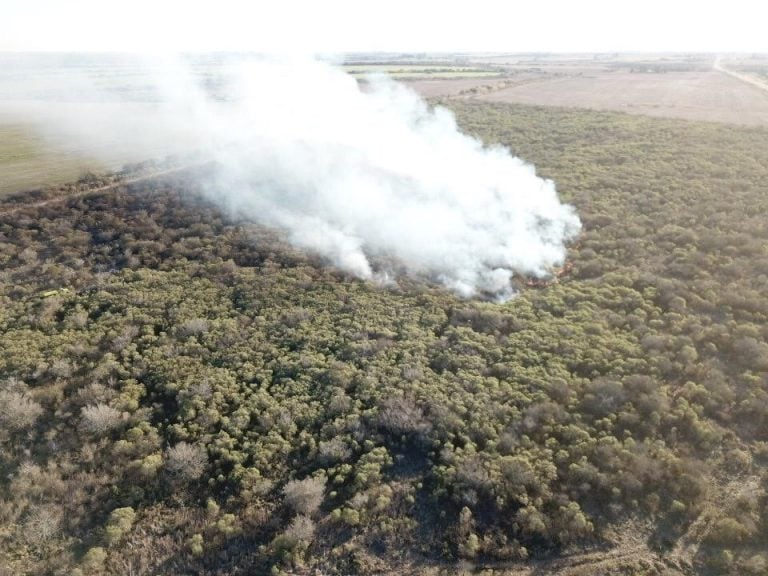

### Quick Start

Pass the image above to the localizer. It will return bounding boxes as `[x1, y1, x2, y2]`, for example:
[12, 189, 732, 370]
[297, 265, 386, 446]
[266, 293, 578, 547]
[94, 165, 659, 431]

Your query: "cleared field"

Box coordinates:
[471, 70, 768, 126]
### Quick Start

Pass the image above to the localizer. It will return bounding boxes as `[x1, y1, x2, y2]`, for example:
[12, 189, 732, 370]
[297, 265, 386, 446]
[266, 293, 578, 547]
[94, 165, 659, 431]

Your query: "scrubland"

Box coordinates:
[2, 100, 768, 575]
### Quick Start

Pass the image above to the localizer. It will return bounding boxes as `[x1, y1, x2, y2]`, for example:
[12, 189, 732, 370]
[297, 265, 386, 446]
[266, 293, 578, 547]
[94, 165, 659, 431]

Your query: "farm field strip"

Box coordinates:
[343, 64, 501, 79]
[469, 70, 768, 126]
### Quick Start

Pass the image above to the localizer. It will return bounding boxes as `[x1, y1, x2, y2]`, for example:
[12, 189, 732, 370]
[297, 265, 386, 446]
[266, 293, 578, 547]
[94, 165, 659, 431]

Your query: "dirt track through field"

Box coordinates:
[714, 57, 768, 93]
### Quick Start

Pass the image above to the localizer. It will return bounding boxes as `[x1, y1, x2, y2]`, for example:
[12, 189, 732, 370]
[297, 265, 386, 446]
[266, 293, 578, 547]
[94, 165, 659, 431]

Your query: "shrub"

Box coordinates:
[706, 517, 752, 545]
[178, 318, 209, 337]
[23, 506, 61, 544]
[341, 507, 360, 526]
[458, 533, 480, 559]
[283, 515, 316, 548]
[318, 437, 352, 464]
[165, 442, 207, 481]
[376, 396, 431, 437]
[188, 533, 204, 557]
[0, 390, 43, 431]
[283, 476, 326, 516]
[80, 403, 122, 435]
[80, 547, 107, 573]
[741, 554, 768, 575]
[213, 513, 241, 537]
[137, 453, 163, 478]
[104, 507, 136, 546]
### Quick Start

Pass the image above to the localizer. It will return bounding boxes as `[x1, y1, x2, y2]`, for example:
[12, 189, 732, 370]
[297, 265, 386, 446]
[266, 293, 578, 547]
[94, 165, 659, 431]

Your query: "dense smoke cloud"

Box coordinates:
[5, 54, 581, 299]
[165, 57, 581, 299]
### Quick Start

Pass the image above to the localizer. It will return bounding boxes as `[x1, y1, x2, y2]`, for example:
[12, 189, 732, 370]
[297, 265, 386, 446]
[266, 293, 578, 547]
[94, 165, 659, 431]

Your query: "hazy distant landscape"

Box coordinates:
[4, 52, 768, 195]
[3, 51, 768, 575]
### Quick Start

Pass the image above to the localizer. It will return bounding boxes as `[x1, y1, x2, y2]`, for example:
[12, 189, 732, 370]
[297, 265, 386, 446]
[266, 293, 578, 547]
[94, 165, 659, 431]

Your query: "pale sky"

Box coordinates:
[2, 0, 767, 53]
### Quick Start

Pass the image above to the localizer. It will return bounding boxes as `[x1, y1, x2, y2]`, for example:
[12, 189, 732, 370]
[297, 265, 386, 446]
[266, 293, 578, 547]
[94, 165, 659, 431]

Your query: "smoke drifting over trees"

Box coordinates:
[193, 58, 581, 299]
[10, 55, 581, 299]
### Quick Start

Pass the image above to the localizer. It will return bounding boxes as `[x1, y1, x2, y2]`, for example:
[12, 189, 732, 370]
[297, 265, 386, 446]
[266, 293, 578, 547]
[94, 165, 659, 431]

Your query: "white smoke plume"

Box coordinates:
[161, 57, 580, 299]
[3, 54, 581, 299]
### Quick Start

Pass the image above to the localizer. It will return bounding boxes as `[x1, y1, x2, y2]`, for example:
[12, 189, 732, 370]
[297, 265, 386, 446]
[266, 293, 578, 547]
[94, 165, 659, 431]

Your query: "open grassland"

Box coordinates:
[0, 103, 198, 197]
[0, 122, 107, 196]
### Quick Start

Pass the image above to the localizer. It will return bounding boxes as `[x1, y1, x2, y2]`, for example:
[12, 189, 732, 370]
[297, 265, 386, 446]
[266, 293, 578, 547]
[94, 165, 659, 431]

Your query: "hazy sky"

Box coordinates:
[2, 0, 766, 53]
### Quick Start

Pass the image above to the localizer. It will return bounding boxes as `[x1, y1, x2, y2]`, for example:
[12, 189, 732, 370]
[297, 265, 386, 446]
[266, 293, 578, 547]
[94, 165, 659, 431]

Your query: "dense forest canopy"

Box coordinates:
[1, 101, 768, 575]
